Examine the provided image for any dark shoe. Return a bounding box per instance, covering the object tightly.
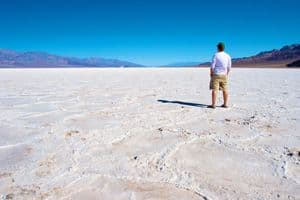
[207,105,216,109]
[221,104,228,108]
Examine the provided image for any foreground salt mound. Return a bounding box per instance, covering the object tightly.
[0,68,299,200]
[62,176,203,200]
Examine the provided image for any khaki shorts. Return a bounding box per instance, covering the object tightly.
[210,75,228,91]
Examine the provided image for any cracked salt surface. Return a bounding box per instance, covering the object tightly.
[0,68,299,200]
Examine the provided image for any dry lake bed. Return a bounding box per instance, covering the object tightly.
[0,68,299,200]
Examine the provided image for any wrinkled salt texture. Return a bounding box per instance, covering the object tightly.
[0,68,299,200]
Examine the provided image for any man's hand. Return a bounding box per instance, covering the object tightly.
[210,68,213,77]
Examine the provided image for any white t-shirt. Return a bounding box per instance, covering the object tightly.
[211,51,231,75]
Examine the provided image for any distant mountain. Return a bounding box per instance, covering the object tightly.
[169,44,300,68]
[233,44,300,67]
[0,49,143,68]
[2,44,300,68]
[287,59,300,67]
[164,62,201,67]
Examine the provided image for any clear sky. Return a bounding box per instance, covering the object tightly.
[0,0,299,66]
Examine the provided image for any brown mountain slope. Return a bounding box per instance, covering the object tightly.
[194,44,300,68]
[233,44,300,67]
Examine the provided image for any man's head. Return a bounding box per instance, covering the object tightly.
[217,42,225,52]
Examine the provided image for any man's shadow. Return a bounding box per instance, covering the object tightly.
[157,99,208,108]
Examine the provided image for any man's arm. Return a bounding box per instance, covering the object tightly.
[210,68,213,77]
[227,56,232,76]
[227,67,230,76]
[211,55,216,77]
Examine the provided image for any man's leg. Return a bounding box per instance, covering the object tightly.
[222,90,228,107]
[208,76,218,108]
[212,90,217,107]
[220,76,228,107]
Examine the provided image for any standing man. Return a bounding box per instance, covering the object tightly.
[208,42,231,109]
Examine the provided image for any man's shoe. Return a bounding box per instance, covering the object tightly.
[207,105,216,109]
[221,104,228,108]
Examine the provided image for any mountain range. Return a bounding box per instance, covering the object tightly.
[0,49,143,68]
[1,44,300,68]
[166,44,300,67]
[233,44,300,67]
[165,62,202,67]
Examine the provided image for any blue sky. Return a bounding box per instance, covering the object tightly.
[0,0,299,66]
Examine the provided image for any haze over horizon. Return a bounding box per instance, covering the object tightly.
[1,0,299,66]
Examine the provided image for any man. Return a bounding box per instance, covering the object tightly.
[208,42,231,109]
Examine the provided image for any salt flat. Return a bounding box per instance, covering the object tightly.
[0,68,299,200]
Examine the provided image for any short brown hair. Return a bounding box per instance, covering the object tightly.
[217,42,225,51]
